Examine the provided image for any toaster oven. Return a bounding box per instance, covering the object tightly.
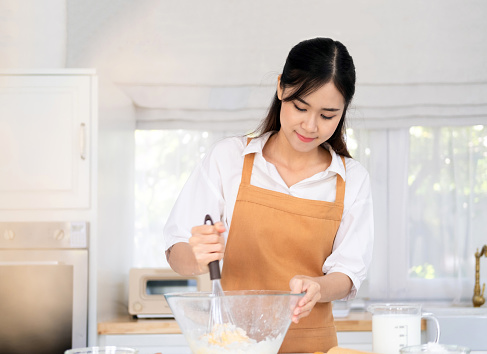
[128,267,211,318]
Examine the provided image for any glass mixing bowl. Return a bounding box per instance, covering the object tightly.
[164,290,304,354]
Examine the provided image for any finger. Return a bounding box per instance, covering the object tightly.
[299,295,314,307]
[297,290,313,307]
[298,308,312,320]
[291,307,312,324]
[289,277,305,294]
[192,244,225,264]
[294,299,316,314]
[194,251,224,265]
[194,241,225,254]
[292,301,316,323]
[298,283,320,306]
[293,310,311,321]
[191,224,220,236]
[293,290,320,316]
[191,235,222,246]
[214,221,226,233]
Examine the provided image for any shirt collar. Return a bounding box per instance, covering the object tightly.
[325,143,347,181]
[243,132,347,181]
[242,131,273,156]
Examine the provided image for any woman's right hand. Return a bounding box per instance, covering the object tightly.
[189,221,226,273]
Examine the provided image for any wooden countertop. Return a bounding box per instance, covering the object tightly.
[98,311,374,335]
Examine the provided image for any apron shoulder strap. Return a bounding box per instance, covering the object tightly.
[241,137,255,185]
[335,155,346,205]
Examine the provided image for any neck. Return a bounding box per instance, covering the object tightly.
[264,131,329,171]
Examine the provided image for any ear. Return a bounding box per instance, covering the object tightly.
[277,74,283,101]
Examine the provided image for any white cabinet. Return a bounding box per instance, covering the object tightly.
[0,70,97,209]
[98,334,192,354]
[337,331,373,351]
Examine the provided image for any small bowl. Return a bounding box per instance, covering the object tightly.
[64,346,138,354]
[400,343,470,354]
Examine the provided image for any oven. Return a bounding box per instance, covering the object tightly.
[0,222,88,354]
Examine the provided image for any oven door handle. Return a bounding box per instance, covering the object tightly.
[0,261,60,265]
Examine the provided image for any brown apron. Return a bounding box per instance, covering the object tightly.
[221,139,346,353]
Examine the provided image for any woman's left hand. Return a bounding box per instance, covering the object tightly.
[289,275,321,323]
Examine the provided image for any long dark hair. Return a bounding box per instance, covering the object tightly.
[256,37,356,158]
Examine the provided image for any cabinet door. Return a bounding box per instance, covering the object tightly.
[0,74,95,209]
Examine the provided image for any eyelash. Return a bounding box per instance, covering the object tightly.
[293,103,333,120]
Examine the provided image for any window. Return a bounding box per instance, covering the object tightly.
[134,129,239,267]
[407,126,487,281]
[402,126,487,300]
[364,126,487,301]
[134,126,487,302]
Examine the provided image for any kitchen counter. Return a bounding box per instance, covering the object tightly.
[98,311,429,335]
[98,312,376,335]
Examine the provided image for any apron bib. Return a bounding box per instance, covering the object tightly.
[221,139,346,353]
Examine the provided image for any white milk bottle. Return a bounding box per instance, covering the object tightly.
[368,304,440,354]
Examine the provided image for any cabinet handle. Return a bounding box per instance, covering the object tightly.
[80,123,86,160]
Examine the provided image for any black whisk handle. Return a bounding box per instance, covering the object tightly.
[204,214,222,281]
[209,261,221,280]
[204,214,214,225]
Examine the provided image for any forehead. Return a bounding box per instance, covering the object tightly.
[286,82,345,107]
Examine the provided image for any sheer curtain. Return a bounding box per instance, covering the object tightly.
[404,126,487,302]
[134,129,242,268]
[362,126,487,302]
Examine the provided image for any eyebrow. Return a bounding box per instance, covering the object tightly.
[296,97,341,112]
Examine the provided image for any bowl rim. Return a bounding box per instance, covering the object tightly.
[164,289,305,299]
[367,303,423,312]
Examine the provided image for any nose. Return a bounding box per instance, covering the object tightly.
[301,113,318,133]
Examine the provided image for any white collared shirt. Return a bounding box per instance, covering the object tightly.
[163,132,374,299]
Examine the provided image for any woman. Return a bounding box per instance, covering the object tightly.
[164,37,374,353]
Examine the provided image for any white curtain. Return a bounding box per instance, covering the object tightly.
[364,126,487,302]
[406,126,487,302]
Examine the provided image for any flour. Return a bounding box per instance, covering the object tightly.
[189,323,283,354]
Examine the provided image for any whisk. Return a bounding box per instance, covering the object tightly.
[204,215,234,333]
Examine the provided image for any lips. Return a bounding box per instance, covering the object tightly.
[296,132,315,143]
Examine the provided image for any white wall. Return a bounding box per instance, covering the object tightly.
[95,81,135,322]
[65,0,487,85]
[0,0,136,342]
[0,0,66,68]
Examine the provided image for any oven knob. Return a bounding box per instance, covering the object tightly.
[4,229,15,240]
[133,302,143,312]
